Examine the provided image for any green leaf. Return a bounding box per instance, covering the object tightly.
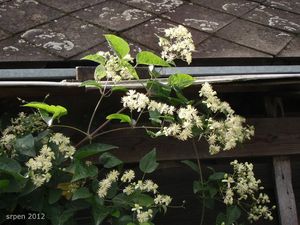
[81,54,106,64]
[193,181,207,194]
[23,102,67,121]
[48,189,62,204]
[136,51,170,67]
[208,172,226,181]
[0,157,25,182]
[122,60,139,80]
[132,193,154,207]
[74,143,118,160]
[81,80,102,89]
[15,134,35,157]
[72,187,92,200]
[226,205,241,225]
[0,180,9,189]
[105,34,130,59]
[106,113,132,124]
[139,148,159,174]
[208,186,218,198]
[117,215,133,225]
[112,86,128,93]
[92,205,110,225]
[168,74,195,89]
[94,64,107,80]
[146,80,171,98]
[181,160,199,174]
[111,209,120,218]
[112,194,131,208]
[71,160,98,182]
[99,152,123,168]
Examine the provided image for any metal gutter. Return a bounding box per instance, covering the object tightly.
[1,66,300,81]
[0,73,300,88]
[0,69,75,80]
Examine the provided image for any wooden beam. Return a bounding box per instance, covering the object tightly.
[273,157,299,225]
[96,118,300,162]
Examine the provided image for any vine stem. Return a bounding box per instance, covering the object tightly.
[75,108,126,147]
[50,124,89,136]
[87,84,107,134]
[192,138,205,225]
[93,126,160,139]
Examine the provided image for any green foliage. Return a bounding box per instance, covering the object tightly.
[81,80,102,89]
[105,34,130,59]
[74,143,118,160]
[72,187,92,200]
[106,113,132,124]
[23,102,67,125]
[168,73,195,89]
[15,134,35,157]
[181,160,199,174]
[81,54,106,65]
[226,206,241,225]
[48,189,62,204]
[94,64,107,80]
[136,51,170,67]
[139,148,159,174]
[99,152,123,168]
[71,160,98,182]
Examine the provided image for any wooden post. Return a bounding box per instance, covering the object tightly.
[273,156,298,225]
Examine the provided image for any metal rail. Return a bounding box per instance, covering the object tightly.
[0,73,300,88]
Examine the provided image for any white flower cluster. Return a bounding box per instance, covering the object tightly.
[159,25,195,64]
[200,83,254,155]
[3,112,46,137]
[199,83,234,115]
[206,116,254,155]
[122,83,253,151]
[148,100,175,115]
[26,145,55,187]
[132,204,153,223]
[120,169,135,182]
[98,169,172,224]
[95,51,135,83]
[0,112,46,158]
[221,160,275,223]
[162,105,203,141]
[49,133,75,159]
[122,90,150,112]
[0,134,17,157]
[122,90,203,141]
[97,170,120,198]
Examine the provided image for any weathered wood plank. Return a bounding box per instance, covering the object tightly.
[96,118,300,162]
[273,157,299,225]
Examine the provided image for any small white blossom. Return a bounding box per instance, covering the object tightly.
[136,209,153,223]
[154,194,172,206]
[159,25,195,64]
[122,90,149,112]
[131,203,143,213]
[97,170,119,198]
[123,185,134,195]
[26,145,55,187]
[121,170,135,183]
[49,133,75,159]
[95,51,135,83]
[148,100,175,115]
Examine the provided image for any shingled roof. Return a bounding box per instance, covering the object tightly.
[0,0,299,64]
